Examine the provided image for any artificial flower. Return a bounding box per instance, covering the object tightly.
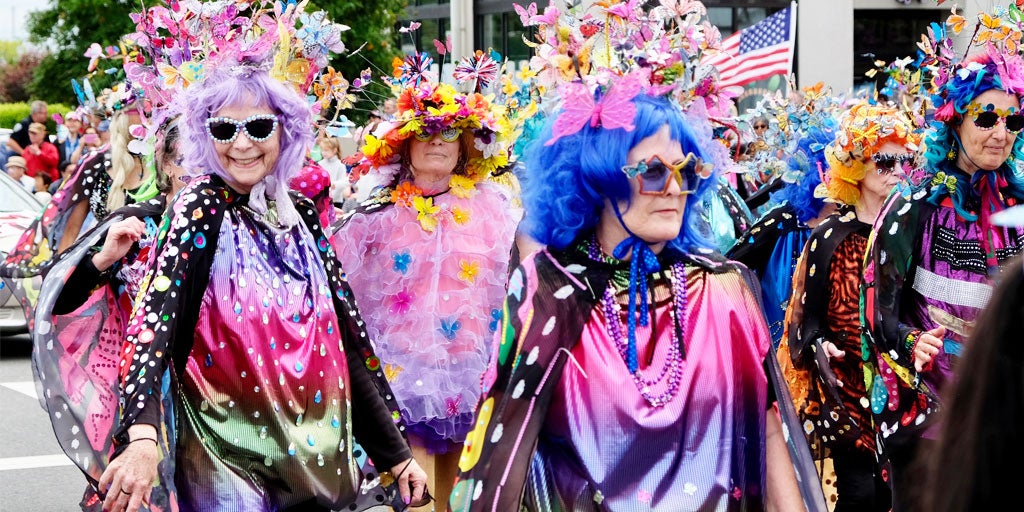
[413,195,440,232]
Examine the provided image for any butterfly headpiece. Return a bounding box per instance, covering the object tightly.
[85,1,350,125]
[913,5,1024,169]
[820,101,920,204]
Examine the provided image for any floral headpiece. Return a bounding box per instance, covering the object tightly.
[518,0,739,123]
[356,81,511,183]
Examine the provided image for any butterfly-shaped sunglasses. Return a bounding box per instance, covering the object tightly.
[871,152,914,175]
[965,102,1024,133]
[205,114,279,144]
[621,153,713,195]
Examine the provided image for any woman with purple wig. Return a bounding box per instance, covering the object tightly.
[94,65,427,512]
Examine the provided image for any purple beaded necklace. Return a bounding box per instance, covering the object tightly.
[588,238,688,407]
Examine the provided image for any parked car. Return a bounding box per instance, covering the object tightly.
[0,170,43,334]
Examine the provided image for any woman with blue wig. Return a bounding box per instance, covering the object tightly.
[93,61,427,512]
[450,85,801,510]
[862,44,1024,511]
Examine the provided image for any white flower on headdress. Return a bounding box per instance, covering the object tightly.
[474,134,504,160]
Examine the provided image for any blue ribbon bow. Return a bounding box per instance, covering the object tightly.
[612,235,662,374]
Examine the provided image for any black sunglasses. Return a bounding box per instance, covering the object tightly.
[871,152,914,175]
[972,110,1024,133]
[205,114,279,144]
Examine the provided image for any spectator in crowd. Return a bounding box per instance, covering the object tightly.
[33,172,54,204]
[51,161,77,195]
[57,110,85,167]
[381,98,398,120]
[3,100,48,166]
[97,119,111,146]
[353,110,384,149]
[317,135,350,205]
[4,155,35,193]
[22,123,60,183]
[71,127,103,165]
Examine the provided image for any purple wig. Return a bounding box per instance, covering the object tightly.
[179,65,314,224]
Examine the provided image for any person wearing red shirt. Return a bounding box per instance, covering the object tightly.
[23,122,60,183]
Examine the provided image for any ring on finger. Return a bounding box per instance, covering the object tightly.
[121,487,132,495]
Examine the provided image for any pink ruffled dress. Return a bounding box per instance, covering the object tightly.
[334,180,522,452]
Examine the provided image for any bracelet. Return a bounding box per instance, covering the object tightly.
[129,437,158,447]
[904,330,922,354]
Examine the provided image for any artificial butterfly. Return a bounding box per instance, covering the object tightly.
[546,69,646,145]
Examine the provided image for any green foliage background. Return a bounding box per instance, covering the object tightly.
[25,0,406,126]
[0,102,74,130]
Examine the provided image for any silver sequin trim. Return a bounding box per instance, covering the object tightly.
[912,266,991,309]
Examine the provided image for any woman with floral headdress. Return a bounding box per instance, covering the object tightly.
[781,101,919,512]
[862,46,1024,511]
[448,70,804,509]
[332,80,521,510]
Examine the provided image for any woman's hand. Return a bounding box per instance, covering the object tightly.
[820,340,845,361]
[390,457,429,507]
[98,426,160,512]
[913,326,946,372]
[93,217,146,271]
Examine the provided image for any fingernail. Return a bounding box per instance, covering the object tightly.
[404,496,411,505]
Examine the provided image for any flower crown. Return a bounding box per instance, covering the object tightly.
[357,81,511,181]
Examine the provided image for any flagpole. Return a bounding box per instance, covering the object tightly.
[787,1,798,97]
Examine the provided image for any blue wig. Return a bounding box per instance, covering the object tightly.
[770,122,835,223]
[520,93,716,253]
[921,52,1024,217]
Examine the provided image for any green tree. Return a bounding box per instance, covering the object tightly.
[24,0,405,123]
[0,40,21,65]
[25,1,137,105]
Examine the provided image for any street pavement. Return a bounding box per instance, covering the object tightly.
[0,332,85,511]
[0,332,398,512]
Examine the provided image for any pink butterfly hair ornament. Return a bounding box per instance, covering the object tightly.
[546,69,648,146]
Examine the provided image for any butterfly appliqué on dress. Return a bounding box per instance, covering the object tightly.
[438,316,462,341]
[546,69,646,145]
[445,395,462,417]
[392,250,412,274]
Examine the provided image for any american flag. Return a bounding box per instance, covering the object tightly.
[704,3,797,89]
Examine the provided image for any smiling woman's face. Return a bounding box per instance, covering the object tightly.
[210,100,281,193]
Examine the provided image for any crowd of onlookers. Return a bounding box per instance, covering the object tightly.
[2,100,110,204]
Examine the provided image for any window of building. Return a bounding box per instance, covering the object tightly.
[853,9,943,90]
